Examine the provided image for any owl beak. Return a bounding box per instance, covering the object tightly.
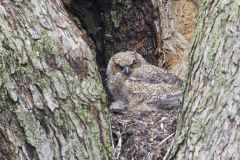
[123,66,132,76]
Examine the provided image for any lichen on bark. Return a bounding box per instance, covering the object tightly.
[0,0,112,159]
[168,0,240,159]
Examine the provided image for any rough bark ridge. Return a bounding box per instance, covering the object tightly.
[169,0,240,159]
[0,0,111,159]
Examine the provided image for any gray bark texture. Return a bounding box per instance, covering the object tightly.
[168,0,240,159]
[0,0,112,160]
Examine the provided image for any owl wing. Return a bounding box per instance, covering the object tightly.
[143,82,182,110]
[145,92,182,110]
[125,79,182,110]
[131,64,183,87]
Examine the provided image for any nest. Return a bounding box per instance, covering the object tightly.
[111,108,179,160]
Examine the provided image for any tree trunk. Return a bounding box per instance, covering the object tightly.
[0,1,111,160]
[169,0,240,159]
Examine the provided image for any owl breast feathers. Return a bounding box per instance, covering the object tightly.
[106,51,183,111]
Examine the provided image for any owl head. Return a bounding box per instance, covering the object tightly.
[106,51,146,78]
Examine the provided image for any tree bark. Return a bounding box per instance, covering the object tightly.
[152,0,198,79]
[0,0,111,160]
[169,0,240,159]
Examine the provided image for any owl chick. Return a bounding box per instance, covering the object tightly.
[124,77,182,111]
[106,50,183,111]
[106,51,147,101]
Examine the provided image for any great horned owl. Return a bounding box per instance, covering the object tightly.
[106,51,147,101]
[106,51,182,111]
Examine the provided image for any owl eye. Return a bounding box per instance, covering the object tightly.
[130,60,137,68]
[118,65,124,70]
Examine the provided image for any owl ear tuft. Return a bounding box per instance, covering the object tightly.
[134,54,142,68]
[133,50,139,58]
[135,58,141,67]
